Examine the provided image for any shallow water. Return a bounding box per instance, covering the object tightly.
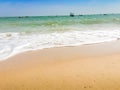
[0,14,120,60]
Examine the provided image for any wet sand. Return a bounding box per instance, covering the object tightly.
[0,40,120,90]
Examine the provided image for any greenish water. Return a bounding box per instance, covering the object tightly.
[0,14,120,60]
[1,14,120,33]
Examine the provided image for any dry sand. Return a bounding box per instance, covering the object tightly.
[0,40,120,90]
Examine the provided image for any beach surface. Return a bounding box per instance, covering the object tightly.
[0,40,120,90]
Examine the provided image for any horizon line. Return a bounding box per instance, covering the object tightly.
[0,13,120,18]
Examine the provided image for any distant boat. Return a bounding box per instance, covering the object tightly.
[18,16,29,18]
[70,13,74,17]
[103,14,107,15]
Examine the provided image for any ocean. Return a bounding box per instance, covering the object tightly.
[0,14,120,60]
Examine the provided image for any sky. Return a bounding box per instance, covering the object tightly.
[0,0,120,16]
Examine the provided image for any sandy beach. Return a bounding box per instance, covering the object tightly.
[0,40,120,90]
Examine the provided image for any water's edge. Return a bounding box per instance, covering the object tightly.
[1,39,120,61]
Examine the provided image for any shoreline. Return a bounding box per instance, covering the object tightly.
[0,39,119,62]
[1,28,120,62]
[0,40,120,90]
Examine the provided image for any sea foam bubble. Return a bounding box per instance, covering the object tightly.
[0,30,120,61]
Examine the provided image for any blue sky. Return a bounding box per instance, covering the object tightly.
[0,0,120,16]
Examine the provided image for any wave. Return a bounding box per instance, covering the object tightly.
[0,29,120,61]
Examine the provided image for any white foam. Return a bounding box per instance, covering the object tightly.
[0,30,120,61]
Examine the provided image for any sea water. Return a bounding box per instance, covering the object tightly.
[0,14,120,60]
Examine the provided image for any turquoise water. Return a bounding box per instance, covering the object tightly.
[0,14,120,60]
[1,14,120,33]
